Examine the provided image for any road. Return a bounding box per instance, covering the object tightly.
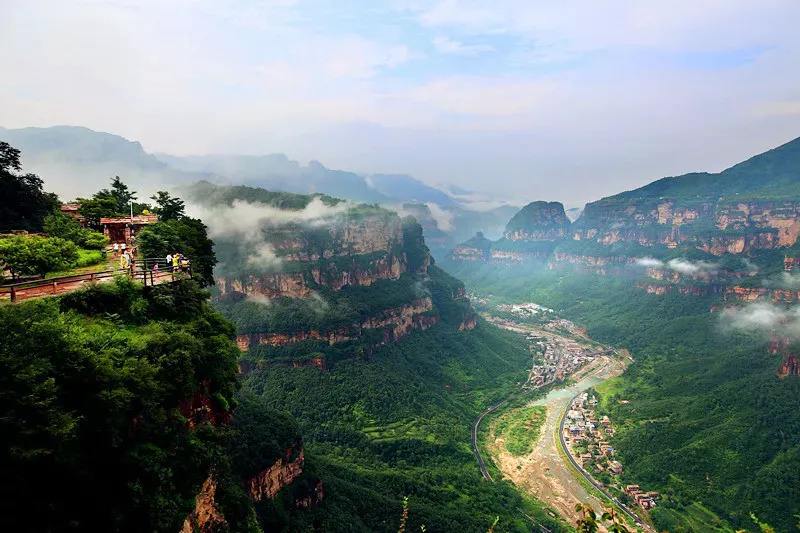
[478,310,649,529]
[558,392,652,531]
[471,335,539,481]
[471,399,506,481]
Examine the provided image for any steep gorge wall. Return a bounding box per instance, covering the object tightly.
[573,199,800,254]
[181,439,323,533]
[236,297,438,351]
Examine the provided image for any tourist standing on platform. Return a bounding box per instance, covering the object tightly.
[166,253,172,271]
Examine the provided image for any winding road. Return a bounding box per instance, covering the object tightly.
[471,400,505,481]
[474,309,651,529]
[558,393,651,531]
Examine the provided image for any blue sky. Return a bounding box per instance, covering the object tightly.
[2,0,800,206]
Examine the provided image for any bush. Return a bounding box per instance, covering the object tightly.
[0,234,78,279]
[43,212,108,250]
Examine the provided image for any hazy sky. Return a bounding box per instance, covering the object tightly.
[2,0,800,206]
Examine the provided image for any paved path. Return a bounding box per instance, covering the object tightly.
[558,390,653,531]
[1,268,186,302]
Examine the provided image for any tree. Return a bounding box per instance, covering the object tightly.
[78,177,145,228]
[0,142,59,232]
[575,504,598,533]
[76,192,119,229]
[137,218,216,286]
[150,191,185,221]
[0,235,78,279]
[43,212,85,243]
[601,507,630,533]
[110,176,136,214]
[43,212,108,250]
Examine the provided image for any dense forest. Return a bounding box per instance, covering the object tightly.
[241,320,569,532]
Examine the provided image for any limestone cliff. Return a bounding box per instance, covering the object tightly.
[181,477,227,533]
[504,201,571,241]
[203,184,477,369]
[248,440,306,502]
[236,297,438,352]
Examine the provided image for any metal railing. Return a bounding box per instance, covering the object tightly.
[0,257,192,302]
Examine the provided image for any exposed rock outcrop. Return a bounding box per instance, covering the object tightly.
[181,476,227,533]
[248,441,305,502]
[504,201,571,241]
[236,298,437,352]
[724,286,800,303]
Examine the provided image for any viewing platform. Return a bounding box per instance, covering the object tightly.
[0,259,191,303]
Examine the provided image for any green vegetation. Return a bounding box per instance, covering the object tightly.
[76,176,152,227]
[185,180,342,210]
[0,141,59,232]
[150,190,186,221]
[489,405,546,456]
[0,234,78,279]
[241,322,570,532]
[137,217,217,286]
[609,136,800,202]
[0,279,242,531]
[43,211,108,250]
[448,262,800,531]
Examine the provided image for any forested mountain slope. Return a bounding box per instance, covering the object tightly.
[0,279,318,532]
[188,182,569,531]
[443,134,800,532]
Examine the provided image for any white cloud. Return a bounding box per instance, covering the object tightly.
[635,257,664,268]
[763,272,800,289]
[720,302,800,339]
[187,197,350,271]
[425,202,455,231]
[433,36,494,56]
[666,258,718,276]
[634,257,719,276]
[2,1,800,206]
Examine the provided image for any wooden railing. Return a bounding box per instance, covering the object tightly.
[0,258,192,302]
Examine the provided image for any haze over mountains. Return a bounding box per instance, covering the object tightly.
[0,125,518,252]
[0,125,489,206]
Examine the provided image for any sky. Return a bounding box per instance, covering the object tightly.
[2,0,800,206]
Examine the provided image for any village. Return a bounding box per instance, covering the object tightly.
[479,300,614,389]
[564,391,660,511]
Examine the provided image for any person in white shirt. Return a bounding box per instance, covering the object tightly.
[166,254,173,271]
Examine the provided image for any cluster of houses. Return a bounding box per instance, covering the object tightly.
[624,485,660,510]
[527,327,605,387]
[495,302,555,318]
[563,392,659,510]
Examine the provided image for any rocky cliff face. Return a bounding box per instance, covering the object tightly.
[504,201,571,241]
[218,211,415,299]
[181,476,227,533]
[181,439,323,533]
[236,297,438,353]
[248,440,306,502]
[573,198,800,255]
[205,185,477,369]
[724,286,800,303]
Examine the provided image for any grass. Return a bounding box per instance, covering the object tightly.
[490,405,546,456]
[361,417,436,443]
[45,248,111,278]
[652,502,735,532]
[75,248,106,268]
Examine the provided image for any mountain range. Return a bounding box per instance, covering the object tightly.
[0,125,517,254]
